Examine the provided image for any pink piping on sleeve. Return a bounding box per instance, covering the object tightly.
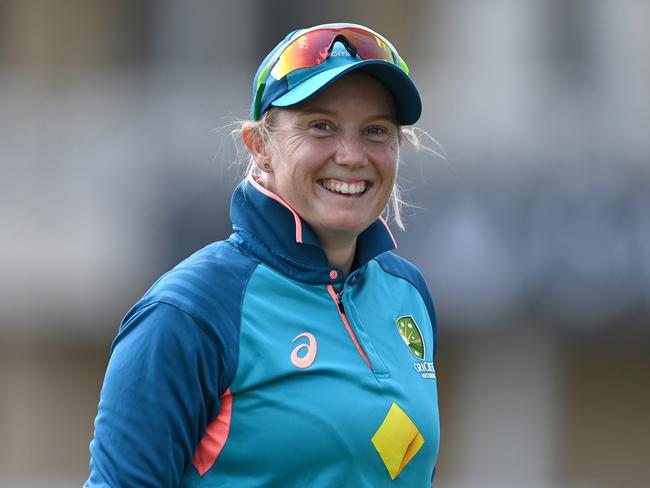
[378,215,398,249]
[247,174,303,243]
[326,285,372,369]
[192,388,233,476]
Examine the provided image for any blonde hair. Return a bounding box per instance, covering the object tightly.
[232,109,441,231]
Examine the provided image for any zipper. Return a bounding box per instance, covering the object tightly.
[326,284,372,369]
[335,288,345,313]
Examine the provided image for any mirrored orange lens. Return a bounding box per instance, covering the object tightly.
[272,30,335,79]
[341,28,394,62]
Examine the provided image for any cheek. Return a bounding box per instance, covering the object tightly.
[272,161,314,209]
[373,147,399,180]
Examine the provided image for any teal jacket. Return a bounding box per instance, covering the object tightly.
[86,177,440,487]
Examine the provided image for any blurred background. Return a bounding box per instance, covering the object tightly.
[0,0,648,487]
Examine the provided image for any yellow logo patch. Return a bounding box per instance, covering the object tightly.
[371,402,424,480]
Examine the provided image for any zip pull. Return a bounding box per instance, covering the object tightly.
[326,284,372,369]
[335,287,345,313]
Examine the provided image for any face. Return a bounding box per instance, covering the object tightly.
[262,72,399,245]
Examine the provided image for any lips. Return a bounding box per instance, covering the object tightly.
[320,179,368,196]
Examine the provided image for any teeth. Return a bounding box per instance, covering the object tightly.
[322,180,367,195]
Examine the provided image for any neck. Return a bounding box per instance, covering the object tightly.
[315,231,357,277]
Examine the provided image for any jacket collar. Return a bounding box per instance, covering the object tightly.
[229,176,397,284]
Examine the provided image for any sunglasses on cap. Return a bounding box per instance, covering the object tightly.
[252,23,410,120]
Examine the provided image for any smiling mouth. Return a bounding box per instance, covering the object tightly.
[319,179,369,196]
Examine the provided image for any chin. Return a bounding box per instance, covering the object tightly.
[320,217,373,236]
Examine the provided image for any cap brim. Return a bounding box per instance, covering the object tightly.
[271,60,422,125]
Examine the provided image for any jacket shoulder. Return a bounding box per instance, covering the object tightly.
[374,252,430,298]
[123,238,259,342]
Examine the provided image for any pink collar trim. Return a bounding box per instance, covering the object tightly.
[378,215,398,250]
[247,174,303,243]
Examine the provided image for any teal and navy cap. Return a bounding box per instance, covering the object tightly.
[250,26,422,125]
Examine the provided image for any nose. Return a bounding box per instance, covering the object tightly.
[333,133,368,168]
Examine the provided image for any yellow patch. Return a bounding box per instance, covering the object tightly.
[371,402,425,480]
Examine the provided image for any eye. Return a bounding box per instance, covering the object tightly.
[311,121,333,132]
[365,126,386,137]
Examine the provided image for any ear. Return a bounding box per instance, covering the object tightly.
[242,123,272,173]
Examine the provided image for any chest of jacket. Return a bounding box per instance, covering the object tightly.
[185,260,439,487]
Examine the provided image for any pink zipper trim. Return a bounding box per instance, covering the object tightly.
[247,174,303,243]
[192,388,233,476]
[326,285,372,369]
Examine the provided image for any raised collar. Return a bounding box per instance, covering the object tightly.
[229,176,397,284]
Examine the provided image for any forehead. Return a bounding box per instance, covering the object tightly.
[288,72,398,120]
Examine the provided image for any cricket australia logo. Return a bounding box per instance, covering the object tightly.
[396,315,436,380]
[397,315,425,360]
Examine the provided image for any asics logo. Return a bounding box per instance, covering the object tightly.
[290,332,317,369]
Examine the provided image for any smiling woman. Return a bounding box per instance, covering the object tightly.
[243,72,400,275]
[85,23,440,488]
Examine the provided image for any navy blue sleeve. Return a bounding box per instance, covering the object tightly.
[85,302,220,488]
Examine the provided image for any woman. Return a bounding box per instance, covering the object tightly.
[86,23,439,487]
